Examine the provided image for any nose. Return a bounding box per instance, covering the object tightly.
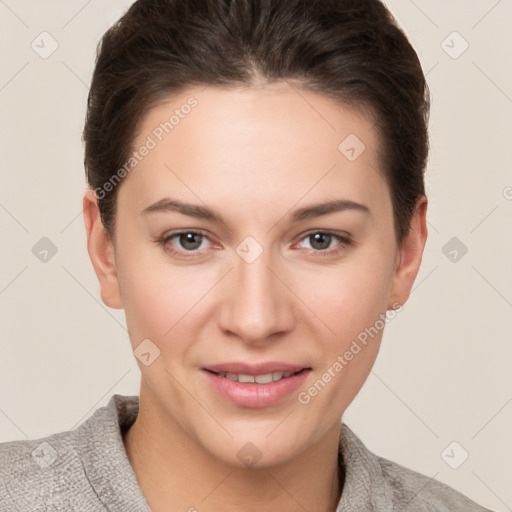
[216,247,296,345]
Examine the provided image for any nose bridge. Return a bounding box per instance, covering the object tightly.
[218,242,295,343]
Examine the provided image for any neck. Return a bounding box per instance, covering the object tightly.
[123,386,343,512]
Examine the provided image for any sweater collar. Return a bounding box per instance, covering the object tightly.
[336,421,394,511]
[79,394,151,511]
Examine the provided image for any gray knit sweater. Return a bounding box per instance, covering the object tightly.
[0,394,491,511]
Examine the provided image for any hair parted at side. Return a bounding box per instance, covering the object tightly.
[83,0,430,244]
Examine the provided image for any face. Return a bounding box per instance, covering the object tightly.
[85,81,426,469]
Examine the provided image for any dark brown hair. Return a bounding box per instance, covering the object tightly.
[83,0,429,244]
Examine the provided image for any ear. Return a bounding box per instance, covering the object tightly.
[83,189,123,309]
[388,196,428,308]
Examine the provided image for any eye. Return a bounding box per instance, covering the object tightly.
[296,231,351,255]
[173,232,209,251]
[159,230,213,258]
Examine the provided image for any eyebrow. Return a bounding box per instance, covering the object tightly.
[142,198,225,223]
[142,198,370,224]
[291,199,370,221]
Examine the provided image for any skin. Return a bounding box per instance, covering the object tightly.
[83,81,427,512]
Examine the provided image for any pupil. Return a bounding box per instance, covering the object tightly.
[311,233,331,250]
[180,233,202,250]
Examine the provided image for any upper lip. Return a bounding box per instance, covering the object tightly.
[203,362,310,375]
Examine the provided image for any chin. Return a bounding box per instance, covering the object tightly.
[193,420,316,470]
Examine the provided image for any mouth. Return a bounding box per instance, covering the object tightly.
[202,363,312,408]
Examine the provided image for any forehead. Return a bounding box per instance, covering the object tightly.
[123,82,388,218]
[135,81,379,157]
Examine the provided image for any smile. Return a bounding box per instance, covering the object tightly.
[203,365,311,408]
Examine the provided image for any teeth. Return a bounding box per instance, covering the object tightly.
[218,370,300,383]
[255,373,273,384]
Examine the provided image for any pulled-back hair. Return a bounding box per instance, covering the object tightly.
[83,0,429,244]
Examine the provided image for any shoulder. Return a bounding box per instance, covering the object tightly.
[0,425,104,511]
[338,423,493,511]
[376,454,491,511]
[0,395,138,511]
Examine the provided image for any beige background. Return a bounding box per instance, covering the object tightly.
[1,1,511,510]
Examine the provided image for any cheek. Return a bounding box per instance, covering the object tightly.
[295,252,395,343]
[116,247,216,349]
[294,260,393,419]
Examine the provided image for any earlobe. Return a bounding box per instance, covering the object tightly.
[83,189,124,310]
[388,196,428,308]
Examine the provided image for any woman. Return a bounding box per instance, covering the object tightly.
[0,0,493,510]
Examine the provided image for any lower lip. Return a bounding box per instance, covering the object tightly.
[203,369,310,408]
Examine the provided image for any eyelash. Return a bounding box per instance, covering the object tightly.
[157,229,351,260]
